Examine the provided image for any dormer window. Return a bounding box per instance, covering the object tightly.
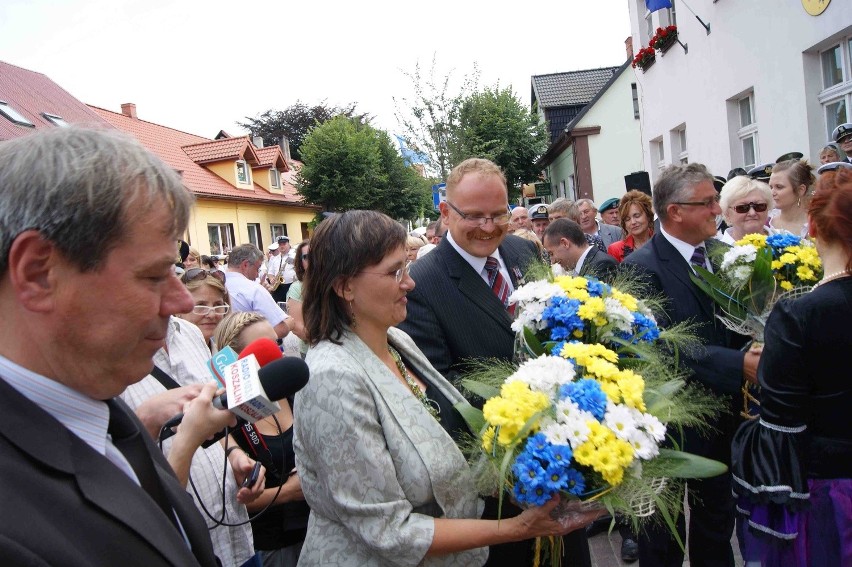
[235,160,251,186]
[41,113,69,127]
[270,168,280,189]
[0,101,34,127]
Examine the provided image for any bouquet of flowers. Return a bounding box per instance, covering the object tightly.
[456,273,726,566]
[690,232,822,417]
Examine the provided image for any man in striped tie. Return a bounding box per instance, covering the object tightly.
[399,157,593,567]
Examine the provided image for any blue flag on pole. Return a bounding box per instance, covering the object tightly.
[645,0,672,12]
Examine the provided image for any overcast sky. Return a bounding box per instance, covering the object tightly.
[1,0,632,139]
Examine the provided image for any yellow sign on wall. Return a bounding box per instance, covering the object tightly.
[802,0,830,16]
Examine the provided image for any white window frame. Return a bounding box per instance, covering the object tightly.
[736,92,758,169]
[631,83,640,119]
[270,224,287,242]
[269,168,280,189]
[208,223,235,256]
[247,223,262,249]
[818,37,852,140]
[651,136,666,173]
[0,101,34,127]
[41,112,69,127]
[663,1,677,27]
[235,160,252,186]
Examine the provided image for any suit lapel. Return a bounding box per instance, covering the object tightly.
[0,379,202,567]
[653,234,714,319]
[438,242,513,328]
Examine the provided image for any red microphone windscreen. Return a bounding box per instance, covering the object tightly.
[238,337,283,367]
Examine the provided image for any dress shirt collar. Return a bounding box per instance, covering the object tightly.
[574,245,593,274]
[0,354,109,456]
[659,224,702,266]
[446,230,507,276]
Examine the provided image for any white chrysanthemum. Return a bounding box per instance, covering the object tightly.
[507,355,576,394]
[509,280,564,304]
[511,301,548,332]
[603,297,634,334]
[721,244,757,271]
[542,421,575,447]
[554,399,593,447]
[603,402,639,441]
[730,265,752,286]
[637,412,667,442]
[627,430,660,460]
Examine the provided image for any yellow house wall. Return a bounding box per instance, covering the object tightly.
[252,166,284,194]
[185,197,315,255]
[207,161,254,189]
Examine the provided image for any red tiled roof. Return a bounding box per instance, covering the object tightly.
[182,137,260,165]
[90,106,312,207]
[255,146,289,170]
[0,60,113,140]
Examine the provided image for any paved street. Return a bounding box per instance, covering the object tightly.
[588,529,743,567]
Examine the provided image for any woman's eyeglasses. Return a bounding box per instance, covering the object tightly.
[360,260,412,283]
[182,268,226,284]
[191,304,230,316]
[731,202,768,214]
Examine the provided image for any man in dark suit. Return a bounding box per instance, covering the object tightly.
[623,163,760,567]
[542,218,617,281]
[0,128,237,566]
[399,158,593,567]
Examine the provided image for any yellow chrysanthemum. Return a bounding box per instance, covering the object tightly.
[585,358,621,381]
[780,280,794,291]
[587,421,611,448]
[615,370,646,411]
[599,381,622,404]
[610,289,639,312]
[482,382,550,447]
[796,265,816,281]
[737,234,767,249]
[482,426,496,452]
[578,297,606,322]
[778,252,796,266]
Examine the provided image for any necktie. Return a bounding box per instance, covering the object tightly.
[106,398,179,529]
[484,257,510,310]
[585,233,606,253]
[690,245,706,269]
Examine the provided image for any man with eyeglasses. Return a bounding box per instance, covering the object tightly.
[622,163,760,567]
[399,158,592,567]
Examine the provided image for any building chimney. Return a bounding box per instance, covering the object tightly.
[252,136,264,148]
[625,36,634,60]
[279,136,292,162]
[121,103,137,119]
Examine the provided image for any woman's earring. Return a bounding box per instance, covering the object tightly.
[797,196,802,208]
[349,299,356,327]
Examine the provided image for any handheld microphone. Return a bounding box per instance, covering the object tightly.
[238,337,282,367]
[160,357,309,445]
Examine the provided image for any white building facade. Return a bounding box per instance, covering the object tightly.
[627,0,852,182]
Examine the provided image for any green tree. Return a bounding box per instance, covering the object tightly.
[393,57,479,180]
[238,101,366,161]
[454,86,549,200]
[296,116,431,219]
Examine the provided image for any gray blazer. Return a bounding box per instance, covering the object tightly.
[595,222,622,249]
[293,327,487,567]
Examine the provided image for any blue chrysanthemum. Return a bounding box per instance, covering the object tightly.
[550,340,567,357]
[542,297,584,336]
[564,468,587,496]
[512,452,546,488]
[767,233,800,250]
[586,278,606,298]
[548,443,573,466]
[525,433,551,461]
[543,462,569,492]
[550,325,571,341]
[560,379,608,420]
[632,312,660,342]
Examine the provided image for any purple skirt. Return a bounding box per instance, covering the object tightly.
[737,478,852,566]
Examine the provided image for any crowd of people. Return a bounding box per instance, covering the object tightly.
[1,125,850,567]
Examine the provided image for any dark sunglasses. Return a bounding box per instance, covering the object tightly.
[181,268,226,284]
[731,202,768,214]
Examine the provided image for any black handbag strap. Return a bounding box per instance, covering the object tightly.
[150,365,181,391]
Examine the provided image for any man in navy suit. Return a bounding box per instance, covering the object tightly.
[623,163,761,567]
[399,158,593,567]
[0,128,236,566]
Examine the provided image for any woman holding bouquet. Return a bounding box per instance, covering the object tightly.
[731,167,852,566]
[293,210,603,566]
